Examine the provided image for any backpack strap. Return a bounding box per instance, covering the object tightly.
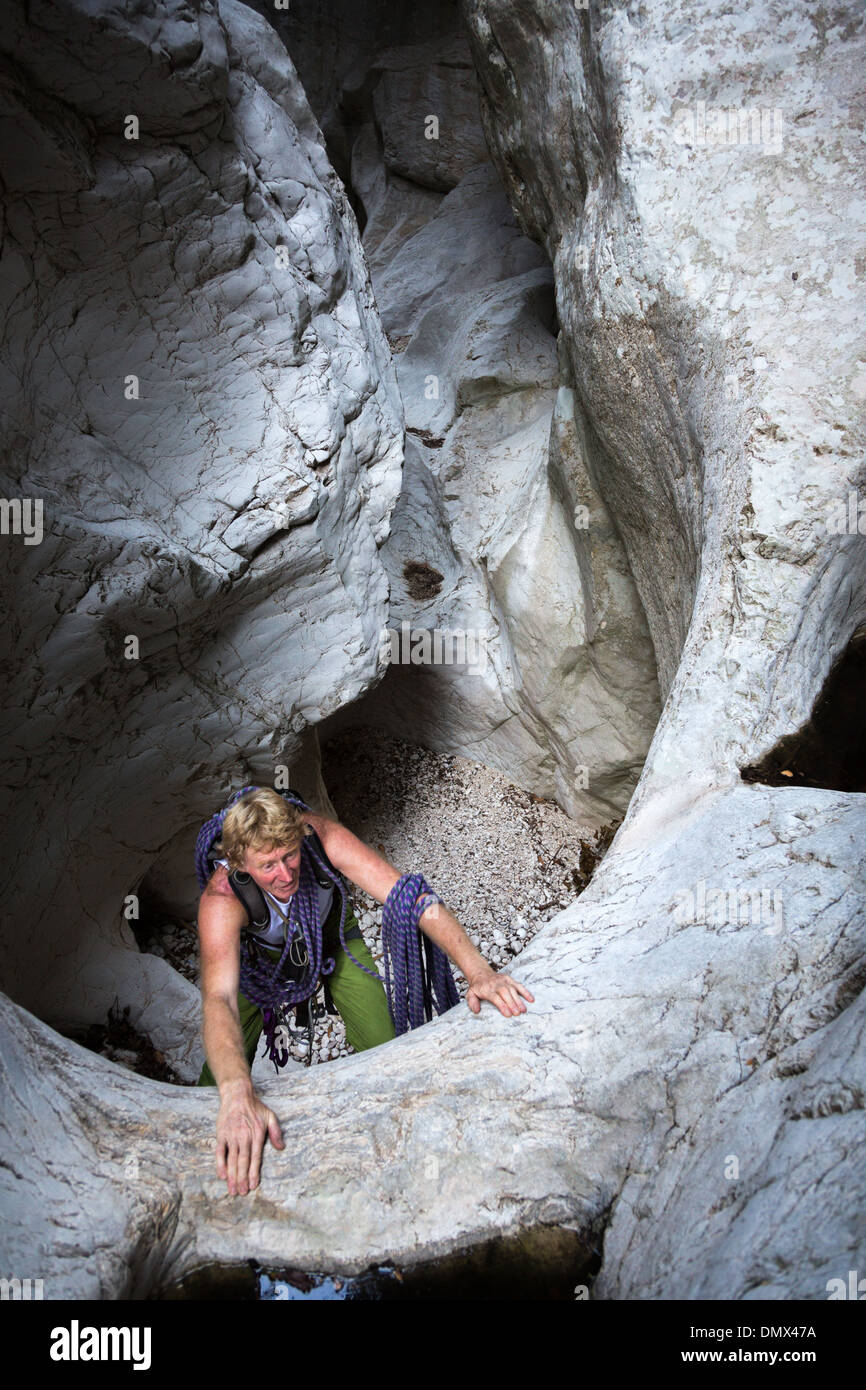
[226,869,270,929]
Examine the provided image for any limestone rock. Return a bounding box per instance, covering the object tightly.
[462,0,866,1296]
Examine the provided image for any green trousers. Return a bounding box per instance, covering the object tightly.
[196,895,395,1085]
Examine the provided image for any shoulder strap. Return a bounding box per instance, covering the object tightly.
[227,868,270,929]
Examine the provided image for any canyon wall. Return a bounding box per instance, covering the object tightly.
[0,0,863,1300]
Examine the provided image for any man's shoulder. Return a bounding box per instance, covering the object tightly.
[201,865,242,909]
[300,808,337,840]
[201,861,232,895]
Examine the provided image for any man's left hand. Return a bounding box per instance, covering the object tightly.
[465,965,534,1017]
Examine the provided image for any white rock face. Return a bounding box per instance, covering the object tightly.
[319,30,661,824]
[463,0,866,798]
[0,0,403,1066]
[0,0,863,1304]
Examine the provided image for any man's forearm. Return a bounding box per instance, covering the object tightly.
[418,901,489,981]
[202,996,254,1095]
[318,819,493,979]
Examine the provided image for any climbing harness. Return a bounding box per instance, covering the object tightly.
[195,785,459,1073]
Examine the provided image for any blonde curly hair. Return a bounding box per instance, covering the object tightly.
[215,788,310,872]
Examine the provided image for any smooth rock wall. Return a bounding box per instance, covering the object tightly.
[461,0,866,1295]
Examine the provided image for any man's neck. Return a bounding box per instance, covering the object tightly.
[264,887,292,908]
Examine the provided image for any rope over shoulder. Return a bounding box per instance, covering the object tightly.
[196,785,345,1070]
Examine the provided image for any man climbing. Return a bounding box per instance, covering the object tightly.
[196,786,535,1197]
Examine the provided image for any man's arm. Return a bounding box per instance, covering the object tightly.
[304,812,535,1017]
[198,869,285,1196]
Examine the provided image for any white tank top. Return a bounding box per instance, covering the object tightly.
[214,858,334,947]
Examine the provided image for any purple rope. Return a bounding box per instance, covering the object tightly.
[381,873,460,1033]
[196,787,341,1068]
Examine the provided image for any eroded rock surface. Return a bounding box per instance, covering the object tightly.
[460,0,866,1296]
[1,782,862,1299]
[0,0,864,1303]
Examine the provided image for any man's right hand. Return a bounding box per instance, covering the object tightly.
[215,1079,285,1196]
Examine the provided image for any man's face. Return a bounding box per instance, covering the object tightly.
[242,841,302,897]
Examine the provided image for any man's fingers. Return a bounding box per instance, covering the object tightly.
[489,980,528,1016]
[248,1130,264,1191]
[215,1139,227,1180]
[466,974,534,1017]
[507,985,526,1013]
[500,975,534,1005]
[226,1137,239,1196]
[267,1110,285,1150]
[235,1134,252,1195]
[215,1097,288,1197]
